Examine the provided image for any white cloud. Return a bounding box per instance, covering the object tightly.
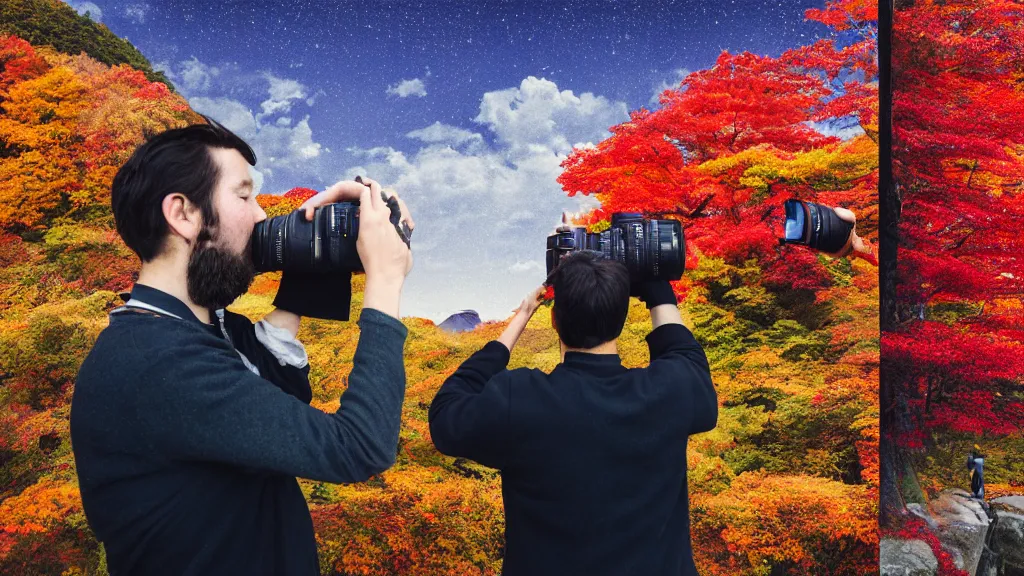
[124,3,149,24]
[152,60,174,81]
[178,57,219,93]
[345,77,622,322]
[649,68,690,106]
[259,73,308,118]
[406,122,484,150]
[386,78,427,98]
[509,260,545,274]
[306,88,326,107]
[64,1,102,21]
[189,98,322,179]
[475,76,628,157]
[152,57,325,191]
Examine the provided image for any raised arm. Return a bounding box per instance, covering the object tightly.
[138,308,407,483]
[426,286,543,469]
[428,342,514,470]
[635,280,717,434]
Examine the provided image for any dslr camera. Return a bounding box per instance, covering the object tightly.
[546,213,685,281]
[781,199,853,254]
[250,187,411,274]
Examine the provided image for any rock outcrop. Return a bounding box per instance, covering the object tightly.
[928,489,992,575]
[989,496,1024,576]
[880,538,938,576]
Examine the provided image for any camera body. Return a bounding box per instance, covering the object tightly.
[545,213,685,281]
[251,191,410,274]
[782,199,853,254]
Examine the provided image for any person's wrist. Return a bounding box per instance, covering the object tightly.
[363,275,403,317]
[364,269,406,289]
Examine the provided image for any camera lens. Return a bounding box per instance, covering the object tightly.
[780,200,852,253]
[250,203,364,273]
[545,215,685,281]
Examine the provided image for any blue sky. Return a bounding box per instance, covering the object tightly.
[64,0,836,322]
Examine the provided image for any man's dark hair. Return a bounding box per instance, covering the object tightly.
[549,251,631,349]
[111,116,257,262]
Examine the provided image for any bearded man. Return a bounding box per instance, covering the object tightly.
[70,118,414,575]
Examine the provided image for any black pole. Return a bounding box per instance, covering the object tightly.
[878,0,904,530]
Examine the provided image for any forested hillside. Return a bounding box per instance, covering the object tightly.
[0,0,879,573]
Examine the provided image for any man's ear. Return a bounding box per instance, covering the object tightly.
[162,193,202,245]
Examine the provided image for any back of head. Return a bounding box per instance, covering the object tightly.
[110,117,256,262]
[550,251,630,349]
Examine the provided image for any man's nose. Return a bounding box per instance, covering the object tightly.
[254,202,267,223]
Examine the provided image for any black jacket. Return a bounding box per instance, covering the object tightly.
[429,323,717,576]
[70,284,408,575]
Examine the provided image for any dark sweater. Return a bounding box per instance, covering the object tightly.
[70,284,408,576]
[428,323,717,576]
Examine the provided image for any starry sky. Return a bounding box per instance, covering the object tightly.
[64,0,835,322]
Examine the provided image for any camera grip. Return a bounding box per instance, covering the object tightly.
[819,207,854,254]
[272,269,353,321]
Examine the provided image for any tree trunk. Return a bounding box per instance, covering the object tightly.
[879,0,925,529]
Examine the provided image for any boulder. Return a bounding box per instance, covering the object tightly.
[991,496,1024,573]
[927,489,991,576]
[880,538,938,576]
[908,502,940,531]
[439,310,482,333]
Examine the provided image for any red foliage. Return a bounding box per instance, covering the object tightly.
[557,29,877,292]
[886,517,970,576]
[805,0,879,32]
[133,81,172,100]
[761,248,833,292]
[888,0,1024,452]
[0,35,47,93]
[893,0,1024,302]
[0,232,29,267]
[284,187,318,202]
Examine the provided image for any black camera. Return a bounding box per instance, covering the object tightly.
[781,199,852,254]
[251,190,410,274]
[545,213,685,281]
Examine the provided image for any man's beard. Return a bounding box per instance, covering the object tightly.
[186,228,256,311]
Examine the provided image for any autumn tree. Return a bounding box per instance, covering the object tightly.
[882,0,1024,528]
[558,1,878,295]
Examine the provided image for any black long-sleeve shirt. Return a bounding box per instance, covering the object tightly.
[429,322,717,576]
[70,284,408,575]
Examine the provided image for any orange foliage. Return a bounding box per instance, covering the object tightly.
[693,473,876,575]
[0,480,80,557]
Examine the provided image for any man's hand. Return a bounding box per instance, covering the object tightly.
[297,179,417,238]
[297,180,366,221]
[358,178,413,319]
[498,285,545,352]
[512,285,545,320]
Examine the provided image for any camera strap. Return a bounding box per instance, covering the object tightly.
[111,299,261,377]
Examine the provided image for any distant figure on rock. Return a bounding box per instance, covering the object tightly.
[967,445,985,500]
[439,309,482,333]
